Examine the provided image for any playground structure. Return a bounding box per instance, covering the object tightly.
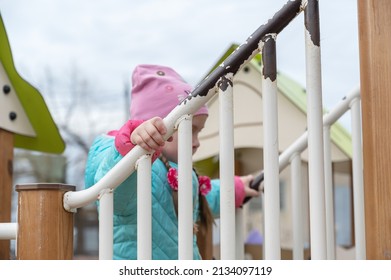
[0,0,390,260]
[0,10,65,259]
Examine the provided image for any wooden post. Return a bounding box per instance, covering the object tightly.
[357,0,391,259]
[16,183,75,260]
[0,128,13,259]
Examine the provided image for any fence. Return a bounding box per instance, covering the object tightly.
[0,0,366,260]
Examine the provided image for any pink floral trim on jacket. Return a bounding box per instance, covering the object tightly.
[167,167,244,207]
[167,167,212,196]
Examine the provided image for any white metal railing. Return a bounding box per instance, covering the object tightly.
[64,84,361,260]
[0,85,362,259]
[1,0,365,261]
[136,155,152,260]
[304,0,327,260]
[262,33,281,260]
[61,1,308,261]
[177,115,194,260]
[279,87,363,259]
[219,74,236,259]
[62,0,364,260]
[64,93,218,260]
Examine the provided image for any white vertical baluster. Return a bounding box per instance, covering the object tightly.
[99,189,113,260]
[304,0,327,259]
[136,155,152,260]
[323,126,336,259]
[235,208,245,260]
[219,74,236,260]
[262,34,281,260]
[351,97,366,259]
[177,115,194,260]
[291,153,304,260]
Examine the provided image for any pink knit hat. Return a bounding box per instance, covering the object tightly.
[129,64,208,120]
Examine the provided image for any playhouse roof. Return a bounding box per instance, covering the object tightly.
[0,15,65,154]
[193,44,352,171]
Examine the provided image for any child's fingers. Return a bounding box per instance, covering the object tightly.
[150,117,167,136]
[242,174,263,198]
[131,117,168,151]
[242,174,254,185]
[136,129,163,152]
[246,188,260,197]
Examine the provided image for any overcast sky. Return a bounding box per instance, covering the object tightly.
[0,0,360,131]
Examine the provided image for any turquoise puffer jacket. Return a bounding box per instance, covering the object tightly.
[84,134,221,260]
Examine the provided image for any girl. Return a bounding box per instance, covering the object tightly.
[85,64,259,260]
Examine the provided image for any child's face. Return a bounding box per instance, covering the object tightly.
[162,114,208,163]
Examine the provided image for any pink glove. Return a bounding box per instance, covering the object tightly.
[234,176,246,208]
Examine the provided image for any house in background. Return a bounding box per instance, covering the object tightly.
[193,44,355,259]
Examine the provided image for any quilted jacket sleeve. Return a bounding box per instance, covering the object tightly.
[84,134,138,216]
